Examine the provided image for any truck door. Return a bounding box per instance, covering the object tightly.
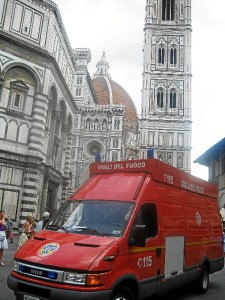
[128,203,161,296]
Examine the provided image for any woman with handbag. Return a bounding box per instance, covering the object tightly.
[6,216,14,243]
[17,215,35,249]
[0,210,8,266]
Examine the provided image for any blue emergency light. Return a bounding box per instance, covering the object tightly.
[95,153,101,162]
[47,271,57,280]
[147,149,154,159]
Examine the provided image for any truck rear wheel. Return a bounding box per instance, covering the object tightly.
[111,286,135,300]
[195,265,209,294]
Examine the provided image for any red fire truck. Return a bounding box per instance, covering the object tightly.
[8,159,224,300]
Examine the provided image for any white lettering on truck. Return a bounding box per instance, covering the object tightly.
[114,164,124,170]
[163,174,174,185]
[98,164,113,171]
[125,162,146,169]
[137,256,153,268]
[181,180,205,194]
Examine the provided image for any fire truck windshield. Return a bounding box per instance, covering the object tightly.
[46,200,135,237]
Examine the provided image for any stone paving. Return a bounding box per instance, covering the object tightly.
[0,235,19,300]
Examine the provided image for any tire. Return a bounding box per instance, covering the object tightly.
[111,286,136,300]
[195,265,209,294]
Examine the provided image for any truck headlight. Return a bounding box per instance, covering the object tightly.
[63,272,104,286]
[63,272,86,285]
[12,260,19,271]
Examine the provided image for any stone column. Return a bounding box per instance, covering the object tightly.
[28,93,48,159]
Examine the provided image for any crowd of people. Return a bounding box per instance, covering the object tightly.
[0,210,50,266]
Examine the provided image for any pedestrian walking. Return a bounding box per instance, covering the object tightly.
[0,210,8,266]
[36,212,50,233]
[6,216,14,243]
[17,215,35,249]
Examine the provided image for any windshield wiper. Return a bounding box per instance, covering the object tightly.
[46,224,60,231]
[66,226,103,236]
[83,227,103,236]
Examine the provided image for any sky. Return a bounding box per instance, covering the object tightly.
[54,0,225,180]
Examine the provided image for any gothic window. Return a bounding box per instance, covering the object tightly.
[154,2,157,16]
[76,76,83,85]
[94,119,99,130]
[76,87,81,96]
[114,118,120,130]
[157,90,164,108]
[86,119,90,130]
[113,138,119,148]
[169,91,176,108]
[87,141,102,157]
[112,151,118,161]
[170,47,177,65]
[158,47,165,64]
[162,0,175,21]
[102,119,107,130]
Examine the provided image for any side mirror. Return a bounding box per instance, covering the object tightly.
[128,225,147,247]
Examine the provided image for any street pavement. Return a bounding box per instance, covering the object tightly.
[0,235,18,300]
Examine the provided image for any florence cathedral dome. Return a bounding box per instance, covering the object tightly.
[92,52,138,134]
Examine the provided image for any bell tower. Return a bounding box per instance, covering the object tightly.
[139,0,192,172]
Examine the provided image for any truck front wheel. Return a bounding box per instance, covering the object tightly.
[111,286,135,300]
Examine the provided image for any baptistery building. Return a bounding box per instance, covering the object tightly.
[0,0,138,227]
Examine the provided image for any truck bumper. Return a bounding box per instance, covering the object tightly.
[7,275,112,300]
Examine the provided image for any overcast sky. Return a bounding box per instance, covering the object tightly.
[54,0,225,180]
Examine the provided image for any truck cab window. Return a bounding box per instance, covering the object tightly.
[134,204,158,238]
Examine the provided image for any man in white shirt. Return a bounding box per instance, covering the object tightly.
[36,212,50,233]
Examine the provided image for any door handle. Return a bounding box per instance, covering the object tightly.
[156,247,161,257]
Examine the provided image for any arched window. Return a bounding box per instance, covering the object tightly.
[157,90,164,108]
[76,87,81,96]
[170,47,177,65]
[158,47,165,64]
[0,118,6,138]
[102,119,107,130]
[94,119,99,130]
[86,119,90,130]
[113,138,119,148]
[112,151,118,161]
[76,76,82,85]
[18,123,29,144]
[114,118,120,130]
[162,0,175,21]
[6,120,18,141]
[170,91,176,108]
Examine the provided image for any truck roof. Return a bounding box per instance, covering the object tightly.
[89,159,217,198]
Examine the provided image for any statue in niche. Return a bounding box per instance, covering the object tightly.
[178,155,183,168]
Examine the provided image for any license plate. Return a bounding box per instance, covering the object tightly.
[24,295,40,300]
